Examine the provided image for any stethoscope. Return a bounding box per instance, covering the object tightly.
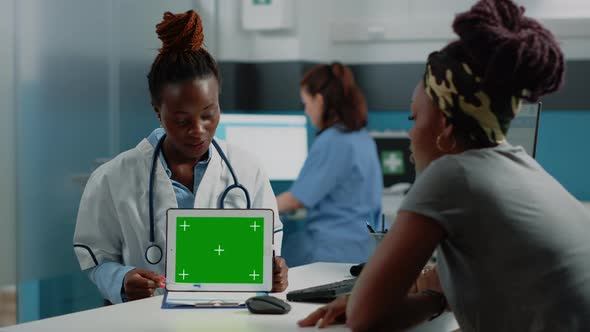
[145,133,251,265]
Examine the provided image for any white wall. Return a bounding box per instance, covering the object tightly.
[521,0,590,18]
[215,0,590,63]
[0,0,16,287]
[215,0,301,61]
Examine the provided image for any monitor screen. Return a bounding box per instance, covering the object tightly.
[373,102,540,188]
[371,131,415,187]
[506,102,541,158]
[216,114,308,181]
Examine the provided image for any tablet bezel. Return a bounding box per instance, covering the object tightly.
[165,208,274,292]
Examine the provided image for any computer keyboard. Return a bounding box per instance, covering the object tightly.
[286,278,357,303]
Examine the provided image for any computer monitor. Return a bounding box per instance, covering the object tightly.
[506,102,541,158]
[372,102,541,188]
[216,113,308,181]
[371,131,415,188]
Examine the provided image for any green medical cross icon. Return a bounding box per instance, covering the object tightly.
[381,150,405,175]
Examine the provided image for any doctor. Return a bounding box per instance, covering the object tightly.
[73,10,288,304]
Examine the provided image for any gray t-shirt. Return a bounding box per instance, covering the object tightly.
[400,143,590,332]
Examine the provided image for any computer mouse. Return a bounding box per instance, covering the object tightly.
[245,295,291,314]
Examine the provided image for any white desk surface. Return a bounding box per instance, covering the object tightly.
[2,263,458,332]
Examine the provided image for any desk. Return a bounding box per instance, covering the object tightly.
[2,263,458,332]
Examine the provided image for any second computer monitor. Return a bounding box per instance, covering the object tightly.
[216,113,308,181]
[371,131,415,188]
[506,102,541,158]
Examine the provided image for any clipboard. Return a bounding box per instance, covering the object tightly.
[161,290,265,309]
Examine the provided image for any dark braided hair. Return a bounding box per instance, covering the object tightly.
[427,0,565,148]
[449,0,564,102]
[301,63,368,132]
[147,10,221,105]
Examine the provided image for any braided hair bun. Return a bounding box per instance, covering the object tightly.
[451,0,564,101]
[156,10,204,54]
[147,10,220,105]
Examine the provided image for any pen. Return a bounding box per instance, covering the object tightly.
[365,221,376,233]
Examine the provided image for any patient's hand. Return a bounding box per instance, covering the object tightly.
[271,256,289,292]
[412,265,443,294]
[409,265,450,311]
[298,295,348,328]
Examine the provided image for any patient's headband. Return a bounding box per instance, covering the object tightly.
[423,50,527,145]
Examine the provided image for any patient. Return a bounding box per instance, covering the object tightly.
[298,0,590,331]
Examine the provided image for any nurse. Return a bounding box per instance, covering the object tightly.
[73,10,287,304]
[277,63,383,265]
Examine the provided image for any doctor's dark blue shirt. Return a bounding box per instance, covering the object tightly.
[147,128,211,208]
[290,126,382,264]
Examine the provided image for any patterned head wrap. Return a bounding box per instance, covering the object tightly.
[423,50,529,145]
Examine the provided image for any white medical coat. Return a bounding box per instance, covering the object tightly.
[73,138,282,275]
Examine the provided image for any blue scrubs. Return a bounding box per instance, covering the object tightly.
[290,126,382,264]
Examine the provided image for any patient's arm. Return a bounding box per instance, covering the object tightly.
[346,211,446,332]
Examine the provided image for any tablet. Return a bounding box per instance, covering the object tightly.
[165,208,274,292]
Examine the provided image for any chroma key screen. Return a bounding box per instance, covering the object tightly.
[174,217,264,284]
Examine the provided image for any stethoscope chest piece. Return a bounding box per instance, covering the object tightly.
[145,244,163,265]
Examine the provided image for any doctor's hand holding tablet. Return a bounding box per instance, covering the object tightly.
[73,9,287,304]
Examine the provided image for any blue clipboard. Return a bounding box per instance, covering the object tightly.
[161,290,264,309]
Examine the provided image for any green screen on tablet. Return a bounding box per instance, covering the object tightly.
[174,217,264,284]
